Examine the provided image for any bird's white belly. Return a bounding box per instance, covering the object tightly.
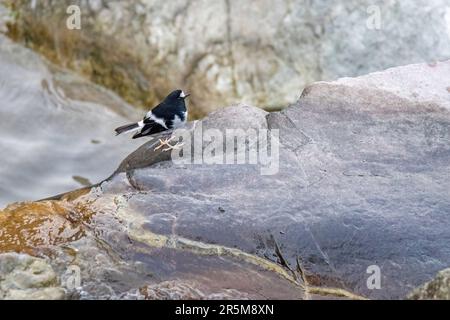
[172,111,187,128]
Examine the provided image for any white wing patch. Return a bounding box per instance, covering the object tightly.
[145,111,168,129]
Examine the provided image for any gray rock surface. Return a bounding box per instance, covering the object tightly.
[4,0,450,116]
[0,34,142,207]
[1,60,449,299]
[408,268,450,300]
[0,252,65,299]
[99,60,450,299]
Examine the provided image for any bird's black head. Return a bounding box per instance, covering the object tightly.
[165,89,190,102]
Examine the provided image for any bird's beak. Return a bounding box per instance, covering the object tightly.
[180,91,190,99]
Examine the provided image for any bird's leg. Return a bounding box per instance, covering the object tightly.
[154,136,184,152]
[154,136,173,151]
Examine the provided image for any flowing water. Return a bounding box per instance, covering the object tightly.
[0,35,143,207]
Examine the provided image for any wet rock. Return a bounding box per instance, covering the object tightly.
[1,61,449,299]
[0,201,91,254]
[0,34,142,207]
[408,268,450,300]
[137,280,250,300]
[0,252,65,299]
[5,0,450,116]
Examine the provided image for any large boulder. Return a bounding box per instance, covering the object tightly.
[97,61,450,299]
[4,0,450,116]
[0,34,142,207]
[1,60,449,299]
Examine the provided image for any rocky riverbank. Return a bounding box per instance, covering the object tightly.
[1,60,449,299]
[4,0,450,117]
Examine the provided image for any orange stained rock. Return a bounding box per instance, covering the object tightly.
[0,200,93,255]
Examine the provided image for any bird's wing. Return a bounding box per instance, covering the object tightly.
[144,100,165,119]
[132,117,169,139]
[144,111,169,129]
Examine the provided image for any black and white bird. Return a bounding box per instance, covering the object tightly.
[115,89,189,139]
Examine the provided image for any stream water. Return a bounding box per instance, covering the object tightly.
[0,35,142,207]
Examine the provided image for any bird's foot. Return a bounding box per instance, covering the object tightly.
[154,136,184,152]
